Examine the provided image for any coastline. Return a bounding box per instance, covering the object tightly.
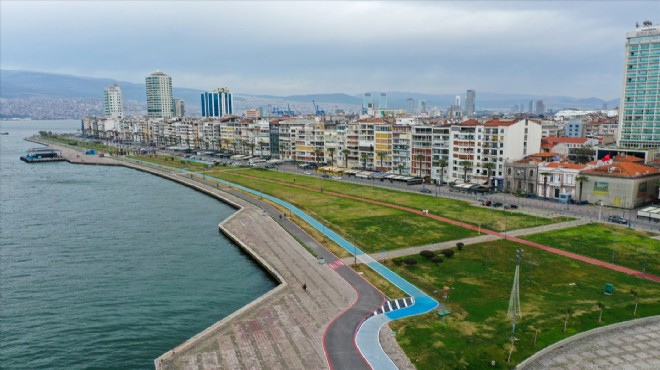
[28,138,359,369]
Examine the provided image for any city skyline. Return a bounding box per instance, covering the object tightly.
[1,1,658,98]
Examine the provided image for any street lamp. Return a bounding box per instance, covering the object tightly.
[598,200,603,222]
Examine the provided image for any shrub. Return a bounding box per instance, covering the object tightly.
[392,258,403,266]
[441,249,455,258]
[456,242,464,251]
[404,258,418,266]
[430,256,444,264]
[420,250,435,259]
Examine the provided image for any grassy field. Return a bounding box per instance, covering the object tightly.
[382,240,660,369]
[207,167,568,232]
[521,223,659,276]
[207,170,477,253]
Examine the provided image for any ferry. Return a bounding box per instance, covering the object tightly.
[20,148,65,163]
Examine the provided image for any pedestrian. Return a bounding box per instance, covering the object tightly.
[279,214,283,220]
[302,283,307,291]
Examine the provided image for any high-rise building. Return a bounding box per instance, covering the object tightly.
[454,95,461,107]
[379,92,388,109]
[145,70,174,118]
[528,100,534,113]
[363,93,372,109]
[535,100,545,115]
[466,89,476,117]
[201,87,233,117]
[174,99,185,118]
[103,83,123,118]
[617,20,660,148]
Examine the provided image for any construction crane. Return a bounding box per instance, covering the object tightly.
[312,100,325,117]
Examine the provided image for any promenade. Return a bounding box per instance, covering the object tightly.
[29,140,660,369]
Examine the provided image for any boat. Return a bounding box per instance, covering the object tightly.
[0,132,8,135]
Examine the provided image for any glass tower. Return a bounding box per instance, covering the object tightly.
[617,21,660,148]
[201,88,233,117]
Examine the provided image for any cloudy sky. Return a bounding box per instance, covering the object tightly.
[1,1,658,98]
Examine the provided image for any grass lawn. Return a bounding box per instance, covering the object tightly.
[521,223,659,276]
[211,168,567,232]
[380,240,660,369]
[127,154,215,172]
[207,170,477,253]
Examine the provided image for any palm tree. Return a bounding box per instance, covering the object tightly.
[415,154,425,178]
[258,140,266,156]
[460,160,472,183]
[596,301,606,323]
[575,175,589,203]
[327,147,336,166]
[540,171,552,198]
[482,161,496,188]
[630,290,639,316]
[341,149,350,168]
[314,148,323,165]
[559,307,574,333]
[360,152,369,169]
[376,151,388,171]
[247,143,256,156]
[397,163,404,175]
[438,158,448,186]
[279,142,288,159]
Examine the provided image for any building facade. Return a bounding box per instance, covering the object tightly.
[103,84,123,118]
[617,21,660,148]
[145,71,174,118]
[466,89,476,117]
[201,88,233,117]
[174,99,185,118]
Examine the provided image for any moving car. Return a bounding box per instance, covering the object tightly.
[332,176,342,180]
[420,188,432,194]
[492,202,503,208]
[607,215,628,224]
[321,174,330,178]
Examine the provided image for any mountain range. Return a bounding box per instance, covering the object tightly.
[0,69,619,113]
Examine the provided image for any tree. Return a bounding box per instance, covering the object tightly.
[574,145,596,164]
[397,164,404,174]
[314,148,323,165]
[376,151,388,171]
[415,154,425,178]
[341,149,350,168]
[482,162,496,188]
[247,143,256,156]
[438,158,448,186]
[360,152,369,169]
[575,175,589,203]
[540,172,552,198]
[630,290,639,316]
[596,301,606,323]
[559,307,574,333]
[258,140,266,156]
[460,160,472,183]
[327,147,336,166]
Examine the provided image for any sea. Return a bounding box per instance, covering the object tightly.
[0,120,277,369]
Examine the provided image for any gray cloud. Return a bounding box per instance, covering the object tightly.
[1,1,658,98]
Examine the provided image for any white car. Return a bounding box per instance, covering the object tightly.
[304,171,312,175]
[332,176,342,180]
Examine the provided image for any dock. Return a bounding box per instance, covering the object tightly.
[20,148,65,163]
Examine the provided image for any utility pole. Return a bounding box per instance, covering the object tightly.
[507,249,523,362]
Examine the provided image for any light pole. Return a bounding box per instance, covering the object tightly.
[598,200,603,222]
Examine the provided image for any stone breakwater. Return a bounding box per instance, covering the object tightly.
[33,139,359,370]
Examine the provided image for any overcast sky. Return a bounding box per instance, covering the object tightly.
[1,1,658,98]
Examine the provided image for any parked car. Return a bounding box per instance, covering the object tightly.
[492,202,503,208]
[321,174,330,178]
[607,215,628,224]
[332,176,342,180]
[304,171,312,175]
[420,187,433,194]
[505,204,519,210]
[481,200,492,206]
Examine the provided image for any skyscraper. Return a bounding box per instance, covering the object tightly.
[379,92,387,109]
[363,93,372,109]
[145,70,174,118]
[174,99,185,118]
[201,88,233,117]
[535,100,545,115]
[103,84,123,118]
[617,21,660,148]
[466,89,476,117]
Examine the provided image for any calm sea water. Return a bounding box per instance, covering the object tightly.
[0,120,276,369]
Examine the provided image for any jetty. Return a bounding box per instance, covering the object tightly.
[20,148,65,163]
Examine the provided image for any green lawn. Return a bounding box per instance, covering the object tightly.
[211,168,566,232]
[521,223,659,276]
[384,240,660,369]
[208,171,477,253]
[127,154,214,172]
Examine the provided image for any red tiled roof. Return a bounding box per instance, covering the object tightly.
[358,118,384,123]
[543,137,588,145]
[484,118,517,127]
[613,154,644,162]
[582,162,660,177]
[531,152,559,158]
[460,119,480,126]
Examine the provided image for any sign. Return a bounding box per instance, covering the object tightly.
[593,181,609,195]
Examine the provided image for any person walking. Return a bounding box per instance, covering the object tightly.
[302,283,307,291]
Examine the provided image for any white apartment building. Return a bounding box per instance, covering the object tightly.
[146,70,174,118]
[103,84,123,118]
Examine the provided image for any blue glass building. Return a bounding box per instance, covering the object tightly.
[201,88,233,117]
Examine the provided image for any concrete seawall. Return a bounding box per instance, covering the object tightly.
[31,140,359,369]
